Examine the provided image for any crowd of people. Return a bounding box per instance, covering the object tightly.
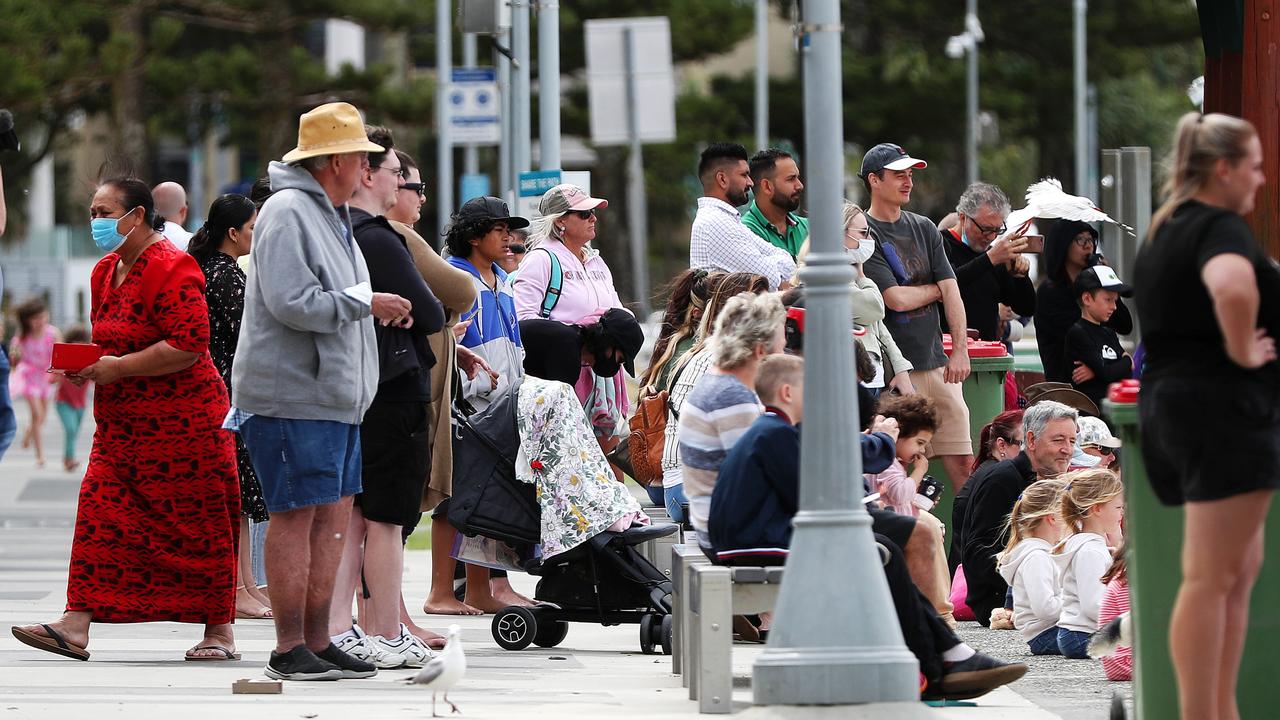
[2,102,1274,719]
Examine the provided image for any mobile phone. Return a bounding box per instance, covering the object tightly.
[50,342,103,373]
[1020,234,1045,253]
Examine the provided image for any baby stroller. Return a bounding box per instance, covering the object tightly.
[448,386,678,655]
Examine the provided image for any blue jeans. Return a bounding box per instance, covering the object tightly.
[238,415,362,513]
[249,519,269,587]
[1028,626,1063,655]
[664,483,688,524]
[643,483,665,507]
[0,347,16,461]
[1057,627,1092,659]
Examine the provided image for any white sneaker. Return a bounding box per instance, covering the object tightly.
[334,625,407,669]
[377,624,437,668]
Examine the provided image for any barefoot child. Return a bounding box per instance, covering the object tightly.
[1054,468,1125,658]
[53,325,91,472]
[997,478,1069,654]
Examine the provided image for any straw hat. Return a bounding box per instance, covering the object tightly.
[282,102,384,163]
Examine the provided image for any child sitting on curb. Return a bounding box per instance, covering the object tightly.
[1097,539,1132,680]
[997,478,1069,654]
[1054,468,1125,658]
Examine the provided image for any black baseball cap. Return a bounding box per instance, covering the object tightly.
[859,142,928,178]
[455,196,530,230]
[598,308,645,377]
[1074,265,1133,298]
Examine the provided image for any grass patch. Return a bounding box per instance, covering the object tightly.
[406,519,432,551]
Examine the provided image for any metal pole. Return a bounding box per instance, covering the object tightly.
[753,0,919,705]
[754,0,769,150]
[965,0,978,184]
[462,33,479,177]
[623,27,651,317]
[1074,0,1088,195]
[436,0,454,239]
[513,0,532,174]
[538,0,561,170]
[498,27,512,203]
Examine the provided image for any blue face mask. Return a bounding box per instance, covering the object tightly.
[960,228,972,248]
[90,208,138,254]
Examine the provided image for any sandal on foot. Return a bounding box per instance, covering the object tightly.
[235,607,273,620]
[185,645,241,661]
[11,624,90,661]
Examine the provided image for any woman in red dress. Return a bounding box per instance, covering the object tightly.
[10,178,240,661]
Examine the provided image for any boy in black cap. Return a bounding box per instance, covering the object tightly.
[1064,265,1134,406]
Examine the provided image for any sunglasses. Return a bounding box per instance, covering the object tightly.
[1000,437,1024,447]
[570,209,596,220]
[400,182,426,198]
[1084,444,1115,456]
[846,227,872,240]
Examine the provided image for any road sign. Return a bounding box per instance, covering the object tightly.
[515,170,593,221]
[448,67,500,145]
[584,17,676,146]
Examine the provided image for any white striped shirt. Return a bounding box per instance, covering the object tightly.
[690,197,796,290]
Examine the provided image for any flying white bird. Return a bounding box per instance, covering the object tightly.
[1003,177,1134,239]
[408,624,466,717]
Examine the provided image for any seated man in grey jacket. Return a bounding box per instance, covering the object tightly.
[230,102,414,682]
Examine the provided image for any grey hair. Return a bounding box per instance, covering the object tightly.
[527,210,569,250]
[1022,400,1079,439]
[711,292,786,369]
[297,155,334,173]
[956,182,1011,217]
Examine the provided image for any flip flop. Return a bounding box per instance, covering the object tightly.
[11,624,90,661]
[184,645,242,661]
[235,607,273,620]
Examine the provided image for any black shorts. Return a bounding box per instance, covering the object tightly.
[1140,374,1280,506]
[358,399,431,526]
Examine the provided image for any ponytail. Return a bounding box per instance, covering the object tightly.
[1149,112,1256,240]
[188,194,255,266]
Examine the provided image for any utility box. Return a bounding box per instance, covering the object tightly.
[457,0,509,35]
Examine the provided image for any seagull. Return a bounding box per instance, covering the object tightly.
[408,624,466,717]
[1003,177,1135,239]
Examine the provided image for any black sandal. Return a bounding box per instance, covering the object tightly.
[11,624,90,661]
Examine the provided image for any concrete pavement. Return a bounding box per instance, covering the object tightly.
[0,414,1110,719]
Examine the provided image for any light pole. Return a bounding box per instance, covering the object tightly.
[436,0,454,238]
[752,0,920,705]
[754,0,769,151]
[946,1,983,185]
[1073,0,1089,197]
[538,0,561,170]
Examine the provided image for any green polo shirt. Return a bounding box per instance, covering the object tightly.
[741,200,810,260]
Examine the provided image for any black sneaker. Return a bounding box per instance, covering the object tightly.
[316,642,378,679]
[928,652,1028,700]
[264,645,343,681]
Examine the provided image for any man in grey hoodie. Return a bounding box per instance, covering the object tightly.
[230,102,414,682]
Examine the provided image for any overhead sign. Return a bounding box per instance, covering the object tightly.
[448,67,500,145]
[584,17,677,146]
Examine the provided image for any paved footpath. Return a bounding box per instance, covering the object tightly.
[0,416,1123,719]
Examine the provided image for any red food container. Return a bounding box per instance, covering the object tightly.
[941,333,1008,358]
[50,343,103,373]
[1107,379,1140,404]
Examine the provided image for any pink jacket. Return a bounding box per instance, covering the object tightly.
[512,238,623,323]
[866,458,919,517]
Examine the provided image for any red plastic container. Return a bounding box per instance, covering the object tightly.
[50,343,103,373]
[941,333,1009,358]
[1107,379,1140,404]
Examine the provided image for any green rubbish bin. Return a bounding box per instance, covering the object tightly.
[1108,388,1280,720]
[926,343,1014,550]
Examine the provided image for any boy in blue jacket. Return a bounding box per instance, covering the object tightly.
[709,353,1027,700]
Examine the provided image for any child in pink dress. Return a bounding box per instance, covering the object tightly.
[8,298,60,467]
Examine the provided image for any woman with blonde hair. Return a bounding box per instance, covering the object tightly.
[1134,111,1277,720]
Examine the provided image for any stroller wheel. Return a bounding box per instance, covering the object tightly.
[660,614,673,656]
[640,614,658,654]
[492,606,539,651]
[533,619,570,648]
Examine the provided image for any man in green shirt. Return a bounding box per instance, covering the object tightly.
[742,148,809,260]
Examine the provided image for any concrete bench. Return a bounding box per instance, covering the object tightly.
[639,505,679,579]
[687,563,784,714]
[671,543,710,679]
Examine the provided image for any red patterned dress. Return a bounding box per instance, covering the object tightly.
[66,240,239,624]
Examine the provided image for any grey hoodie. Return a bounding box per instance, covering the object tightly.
[231,161,378,425]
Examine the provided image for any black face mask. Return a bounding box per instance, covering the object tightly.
[592,356,623,378]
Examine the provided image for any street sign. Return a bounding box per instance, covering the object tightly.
[460,173,491,204]
[448,67,500,145]
[584,17,676,146]
[517,169,561,220]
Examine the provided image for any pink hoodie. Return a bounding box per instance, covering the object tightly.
[866,458,920,517]
[512,237,623,323]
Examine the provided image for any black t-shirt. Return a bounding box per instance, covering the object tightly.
[1135,200,1280,379]
[518,319,584,385]
[1064,319,1132,406]
[942,229,1036,341]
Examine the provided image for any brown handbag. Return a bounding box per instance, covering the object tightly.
[627,388,671,487]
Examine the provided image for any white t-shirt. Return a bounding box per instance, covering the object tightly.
[164,221,193,251]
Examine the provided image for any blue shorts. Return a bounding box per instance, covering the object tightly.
[239,415,362,513]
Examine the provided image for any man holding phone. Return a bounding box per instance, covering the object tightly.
[942,182,1037,343]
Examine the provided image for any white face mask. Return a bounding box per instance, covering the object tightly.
[845,237,876,264]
